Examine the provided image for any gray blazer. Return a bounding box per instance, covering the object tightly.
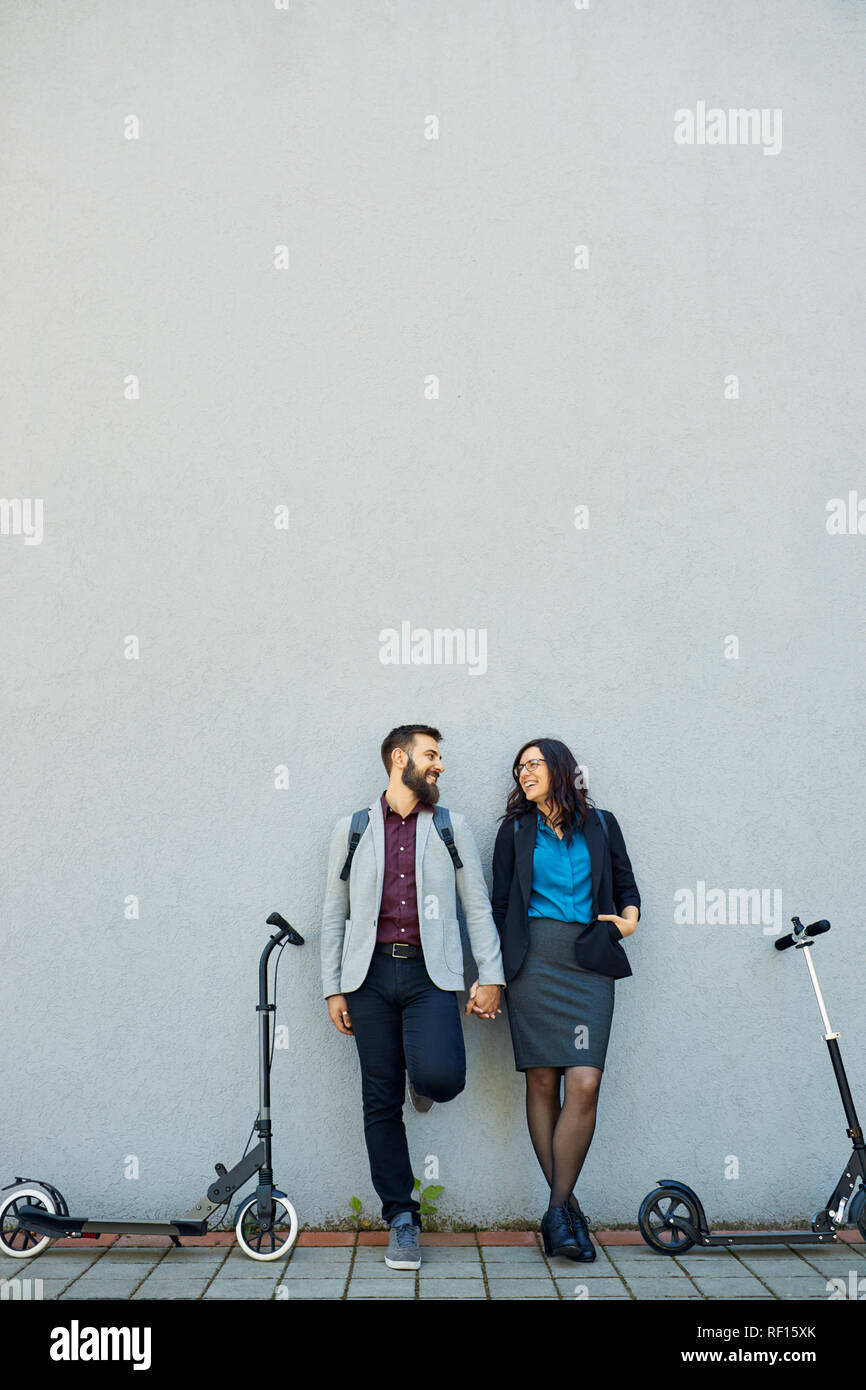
[321,797,505,997]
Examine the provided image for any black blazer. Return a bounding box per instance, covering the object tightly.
[491,807,641,982]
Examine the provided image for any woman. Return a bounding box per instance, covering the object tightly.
[489,737,640,1260]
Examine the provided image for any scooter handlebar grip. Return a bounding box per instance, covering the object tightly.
[266,911,305,945]
[775,918,831,950]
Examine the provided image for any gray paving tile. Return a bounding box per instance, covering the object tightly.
[605,1260,678,1273]
[134,1273,212,1290]
[10,1257,102,1275]
[80,1262,161,1275]
[675,1254,756,1274]
[487,1278,559,1299]
[617,1277,704,1299]
[352,1264,421,1279]
[13,1279,74,1300]
[418,1279,487,1299]
[154,1256,226,1267]
[413,1247,481,1262]
[134,1260,224,1275]
[546,1253,618,1276]
[0,1275,56,1299]
[761,1276,838,1300]
[728,1251,822,1262]
[221,1251,291,1266]
[346,1278,416,1299]
[555,1277,632,1299]
[203,1278,282,1299]
[415,1262,488,1278]
[155,1251,228,1264]
[90,1251,164,1262]
[281,1261,352,1278]
[790,1253,866,1277]
[611,1260,689,1277]
[132,1287,204,1300]
[479,1246,543,1262]
[689,1277,775,1298]
[283,1250,353,1263]
[605,1250,677,1262]
[273,1278,345,1299]
[735,1258,820,1278]
[484,1263,552,1279]
[57,1282,148,1299]
[287,1257,354,1267]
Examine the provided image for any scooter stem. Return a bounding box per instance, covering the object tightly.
[801,944,836,1039]
[800,942,864,1148]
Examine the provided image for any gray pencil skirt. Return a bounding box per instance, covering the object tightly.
[505,917,615,1071]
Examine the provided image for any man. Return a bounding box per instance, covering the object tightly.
[321,724,504,1270]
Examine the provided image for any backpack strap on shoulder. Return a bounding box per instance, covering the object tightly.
[340,808,371,881]
[433,806,463,871]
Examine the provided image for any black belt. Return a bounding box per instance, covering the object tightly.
[375,941,423,959]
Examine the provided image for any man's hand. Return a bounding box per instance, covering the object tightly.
[327,994,353,1035]
[463,981,501,1019]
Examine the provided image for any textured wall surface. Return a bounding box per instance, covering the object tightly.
[2,0,865,1231]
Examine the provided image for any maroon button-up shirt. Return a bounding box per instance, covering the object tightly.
[376,792,433,946]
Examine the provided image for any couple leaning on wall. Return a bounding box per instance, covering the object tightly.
[320,724,641,1269]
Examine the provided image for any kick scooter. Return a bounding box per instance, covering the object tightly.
[638,915,866,1252]
[1,911,304,1263]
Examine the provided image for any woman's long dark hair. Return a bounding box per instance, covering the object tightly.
[500,736,596,846]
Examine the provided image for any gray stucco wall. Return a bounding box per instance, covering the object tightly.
[3,0,864,1232]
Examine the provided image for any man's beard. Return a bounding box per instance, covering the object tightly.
[402,755,440,805]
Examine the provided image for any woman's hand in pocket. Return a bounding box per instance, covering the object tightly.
[597,912,638,940]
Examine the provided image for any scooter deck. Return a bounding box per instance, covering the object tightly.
[690,1228,842,1246]
[13,1205,209,1240]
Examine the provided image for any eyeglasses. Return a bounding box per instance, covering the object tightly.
[516,758,546,776]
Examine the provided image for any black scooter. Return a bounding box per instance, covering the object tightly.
[638,916,866,1252]
[1,911,304,1263]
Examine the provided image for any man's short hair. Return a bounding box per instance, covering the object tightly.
[380,725,443,774]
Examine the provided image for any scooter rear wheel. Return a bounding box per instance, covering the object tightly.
[235,1192,298,1261]
[0,1184,60,1259]
[638,1186,699,1254]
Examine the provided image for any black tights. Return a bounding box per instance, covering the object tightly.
[525,1065,602,1212]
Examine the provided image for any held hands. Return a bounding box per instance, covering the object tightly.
[464,981,501,1020]
[597,912,638,939]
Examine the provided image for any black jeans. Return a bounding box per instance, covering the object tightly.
[344,950,467,1227]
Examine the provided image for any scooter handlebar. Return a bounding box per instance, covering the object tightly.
[266,911,305,945]
[774,917,831,950]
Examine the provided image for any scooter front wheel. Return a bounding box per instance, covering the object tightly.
[0,1183,61,1259]
[235,1192,298,1261]
[638,1186,699,1254]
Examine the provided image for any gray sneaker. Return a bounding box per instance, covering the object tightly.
[385,1217,421,1270]
[408,1081,434,1113]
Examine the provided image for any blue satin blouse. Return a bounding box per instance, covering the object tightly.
[527,811,594,923]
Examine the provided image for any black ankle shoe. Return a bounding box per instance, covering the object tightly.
[541,1203,581,1260]
[566,1202,597,1261]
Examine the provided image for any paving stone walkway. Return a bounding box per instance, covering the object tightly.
[3,1232,864,1300]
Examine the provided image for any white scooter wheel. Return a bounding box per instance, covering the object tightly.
[235,1192,298,1261]
[0,1184,60,1259]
